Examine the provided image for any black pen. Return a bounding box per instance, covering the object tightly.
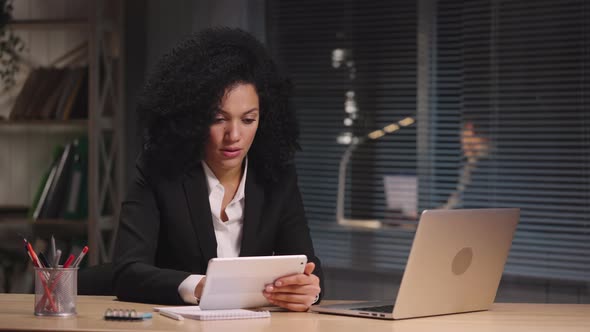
[38,252,51,268]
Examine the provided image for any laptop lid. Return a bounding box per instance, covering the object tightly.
[311,208,519,320]
[392,208,519,319]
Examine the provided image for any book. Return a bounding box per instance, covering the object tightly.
[60,68,85,120]
[32,146,64,220]
[54,69,80,120]
[23,68,57,119]
[28,165,50,219]
[68,67,89,119]
[154,306,270,321]
[40,143,74,218]
[38,68,69,119]
[62,137,88,220]
[29,147,59,219]
[9,68,41,119]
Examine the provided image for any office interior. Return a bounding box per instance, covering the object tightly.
[0,0,588,304]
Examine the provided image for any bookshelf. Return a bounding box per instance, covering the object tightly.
[0,120,87,131]
[0,0,125,266]
[7,19,88,30]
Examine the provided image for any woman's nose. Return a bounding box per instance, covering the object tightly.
[224,121,240,141]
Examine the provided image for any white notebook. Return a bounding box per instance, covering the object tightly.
[154,306,270,321]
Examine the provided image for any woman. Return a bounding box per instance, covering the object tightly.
[113,28,323,311]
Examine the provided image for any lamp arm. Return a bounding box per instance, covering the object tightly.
[335,116,414,227]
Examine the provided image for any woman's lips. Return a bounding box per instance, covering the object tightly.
[222,148,241,158]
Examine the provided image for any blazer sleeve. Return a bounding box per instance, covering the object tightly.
[112,161,190,304]
[273,167,325,301]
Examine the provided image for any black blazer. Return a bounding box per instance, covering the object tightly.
[113,157,323,304]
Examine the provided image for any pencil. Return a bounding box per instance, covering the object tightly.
[159,310,184,321]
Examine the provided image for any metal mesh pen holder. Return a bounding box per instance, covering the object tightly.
[34,267,78,316]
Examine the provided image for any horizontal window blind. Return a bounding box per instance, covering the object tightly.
[268,0,589,281]
[267,0,418,272]
[427,0,590,281]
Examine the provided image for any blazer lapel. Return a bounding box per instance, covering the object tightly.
[240,167,265,256]
[183,165,217,269]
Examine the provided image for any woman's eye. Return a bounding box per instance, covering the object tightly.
[214,118,225,123]
[243,118,256,124]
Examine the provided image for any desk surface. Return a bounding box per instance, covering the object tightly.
[0,294,589,332]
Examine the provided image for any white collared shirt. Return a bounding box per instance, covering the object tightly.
[177,159,247,304]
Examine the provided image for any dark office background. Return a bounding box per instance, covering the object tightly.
[122,0,589,303]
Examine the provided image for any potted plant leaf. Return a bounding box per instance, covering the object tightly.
[0,0,25,91]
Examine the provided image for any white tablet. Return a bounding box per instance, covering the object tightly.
[199,255,307,310]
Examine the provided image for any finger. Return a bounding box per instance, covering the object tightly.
[272,262,315,286]
[265,283,320,295]
[303,262,315,275]
[274,272,319,287]
[266,297,311,312]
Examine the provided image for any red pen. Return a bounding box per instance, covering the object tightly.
[25,240,57,312]
[62,254,75,268]
[26,242,41,268]
[72,246,88,268]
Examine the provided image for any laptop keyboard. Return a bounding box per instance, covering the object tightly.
[353,305,394,313]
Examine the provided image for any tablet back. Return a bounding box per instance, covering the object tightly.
[199,255,307,310]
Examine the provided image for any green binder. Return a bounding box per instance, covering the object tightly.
[62,137,88,220]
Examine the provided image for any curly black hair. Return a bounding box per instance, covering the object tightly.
[137,27,299,183]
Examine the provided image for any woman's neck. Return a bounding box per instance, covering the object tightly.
[207,161,244,187]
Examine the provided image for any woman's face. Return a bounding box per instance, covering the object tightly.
[204,83,260,177]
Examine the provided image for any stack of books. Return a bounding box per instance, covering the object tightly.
[9,66,88,120]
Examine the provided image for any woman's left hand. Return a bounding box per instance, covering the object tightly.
[263,262,321,312]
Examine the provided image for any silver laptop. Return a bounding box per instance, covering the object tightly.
[311,208,519,320]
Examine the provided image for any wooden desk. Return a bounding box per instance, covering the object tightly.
[0,294,589,332]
